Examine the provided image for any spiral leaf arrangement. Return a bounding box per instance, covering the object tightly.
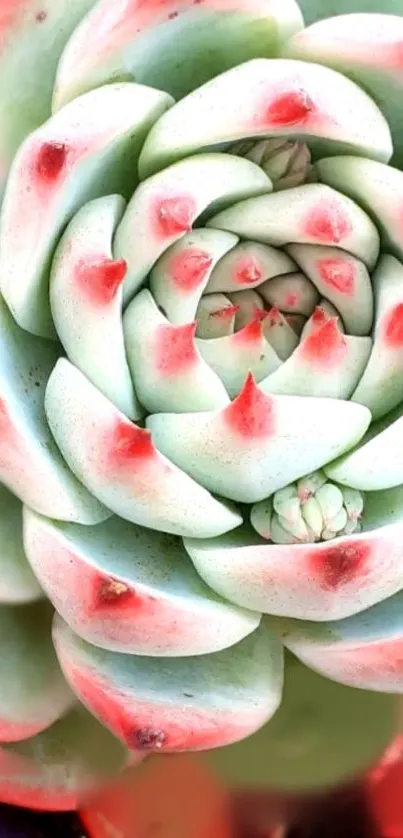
[1,0,403,810]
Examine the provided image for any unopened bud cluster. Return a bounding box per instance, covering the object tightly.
[229,138,316,190]
[251,470,364,545]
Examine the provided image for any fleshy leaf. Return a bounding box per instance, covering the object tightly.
[147,374,371,503]
[206,241,296,294]
[0,297,108,524]
[149,228,238,324]
[276,575,403,692]
[196,322,281,398]
[0,601,74,742]
[0,485,42,604]
[350,255,403,420]
[325,403,403,491]
[139,58,392,177]
[0,82,173,337]
[123,290,230,412]
[316,156,403,262]
[45,359,242,538]
[0,0,97,196]
[0,705,128,811]
[50,194,142,420]
[184,492,403,620]
[23,508,260,656]
[207,183,380,269]
[114,152,272,305]
[283,13,403,166]
[53,0,304,110]
[286,244,373,335]
[53,616,284,752]
[258,317,371,399]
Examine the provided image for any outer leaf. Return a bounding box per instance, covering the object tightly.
[184,485,403,621]
[0,82,173,337]
[45,359,242,538]
[0,601,74,742]
[53,617,284,752]
[0,0,97,196]
[139,58,392,178]
[147,374,371,503]
[275,585,403,693]
[0,298,108,524]
[53,0,304,110]
[0,705,128,811]
[0,485,42,604]
[23,508,260,656]
[285,12,403,168]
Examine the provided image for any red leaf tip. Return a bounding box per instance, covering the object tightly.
[235,256,263,286]
[155,321,198,375]
[156,195,196,236]
[224,372,275,439]
[112,420,155,464]
[170,248,213,290]
[264,88,315,127]
[301,317,346,366]
[76,257,127,304]
[310,540,371,591]
[383,302,403,348]
[35,141,68,182]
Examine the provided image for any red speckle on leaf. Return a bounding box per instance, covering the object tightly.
[168,10,178,18]
[63,662,262,754]
[170,248,212,291]
[210,305,240,320]
[266,306,282,326]
[35,10,47,22]
[154,195,196,237]
[284,292,299,308]
[235,256,263,286]
[75,258,127,304]
[233,319,264,344]
[133,728,167,750]
[224,372,275,439]
[310,540,371,591]
[317,258,355,295]
[93,576,138,610]
[252,306,269,322]
[154,322,197,376]
[110,420,155,466]
[311,305,330,328]
[35,142,67,183]
[263,89,314,127]
[301,318,346,367]
[303,201,352,244]
[383,303,403,348]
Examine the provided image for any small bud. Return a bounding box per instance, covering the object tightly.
[301,496,323,539]
[342,487,364,522]
[315,483,344,524]
[271,515,297,545]
[250,497,273,541]
[228,138,314,191]
[297,470,327,502]
[264,473,365,545]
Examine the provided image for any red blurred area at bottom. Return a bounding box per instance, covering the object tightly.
[80,737,403,838]
[80,754,234,838]
[367,734,403,838]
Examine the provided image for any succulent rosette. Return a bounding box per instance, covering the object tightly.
[4,0,403,811]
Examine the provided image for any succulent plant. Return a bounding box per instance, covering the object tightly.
[3,0,403,812]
